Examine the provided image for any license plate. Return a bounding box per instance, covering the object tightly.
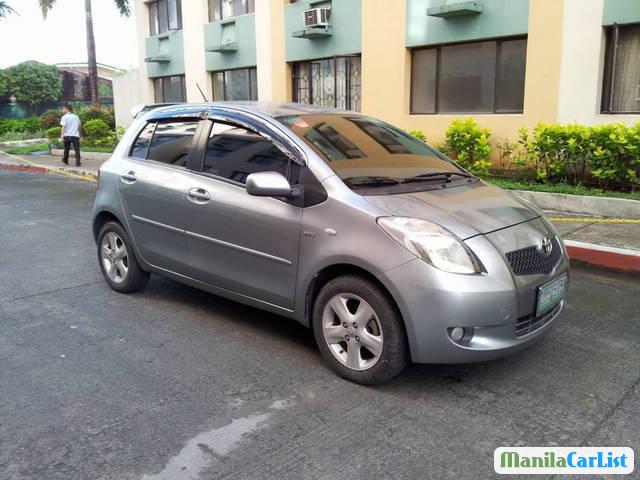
[537,274,567,316]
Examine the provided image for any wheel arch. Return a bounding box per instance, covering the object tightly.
[92,209,125,243]
[304,263,406,335]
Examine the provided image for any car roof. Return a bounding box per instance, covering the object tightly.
[144,101,356,122]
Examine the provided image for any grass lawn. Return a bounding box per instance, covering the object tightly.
[3,143,49,155]
[486,177,640,202]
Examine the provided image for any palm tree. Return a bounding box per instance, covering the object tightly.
[0,1,15,18]
[39,0,131,107]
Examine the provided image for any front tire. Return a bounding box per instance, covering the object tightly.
[312,275,408,385]
[97,221,150,293]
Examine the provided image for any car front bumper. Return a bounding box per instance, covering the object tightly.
[378,239,570,364]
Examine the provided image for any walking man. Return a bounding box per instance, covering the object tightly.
[60,104,81,166]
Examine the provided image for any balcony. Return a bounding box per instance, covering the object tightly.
[144,30,185,78]
[204,14,257,72]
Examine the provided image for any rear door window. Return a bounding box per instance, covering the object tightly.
[202,122,299,185]
[147,121,199,168]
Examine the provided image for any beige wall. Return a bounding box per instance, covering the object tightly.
[558,0,640,125]
[361,0,565,155]
[255,0,290,102]
[113,0,154,128]
[182,0,212,102]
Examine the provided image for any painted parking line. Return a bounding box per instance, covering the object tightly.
[548,217,640,224]
[0,150,97,183]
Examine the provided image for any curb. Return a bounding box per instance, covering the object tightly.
[0,162,48,174]
[513,190,640,219]
[565,240,640,274]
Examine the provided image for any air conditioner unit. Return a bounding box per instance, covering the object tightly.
[304,7,331,28]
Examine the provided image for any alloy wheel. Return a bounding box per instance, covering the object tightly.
[322,293,384,371]
[101,231,129,284]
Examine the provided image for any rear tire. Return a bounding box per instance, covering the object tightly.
[312,275,408,385]
[97,221,150,293]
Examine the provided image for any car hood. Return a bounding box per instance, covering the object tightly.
[363,180,540,240]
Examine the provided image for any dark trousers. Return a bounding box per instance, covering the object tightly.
[62,136,81,165]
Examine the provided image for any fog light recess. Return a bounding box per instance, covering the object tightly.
[449,327,473,344]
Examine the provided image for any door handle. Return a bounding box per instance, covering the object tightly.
[187,187,211,203]
[120,171,137,184]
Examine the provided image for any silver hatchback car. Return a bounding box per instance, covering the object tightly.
[92,102,569,384]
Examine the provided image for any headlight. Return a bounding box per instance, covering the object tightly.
[377,217,482,274]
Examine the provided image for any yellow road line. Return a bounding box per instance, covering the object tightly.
[0,150,97,183]
[548,217,640,224]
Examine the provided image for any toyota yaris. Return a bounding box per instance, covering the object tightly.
[92,102,569,385]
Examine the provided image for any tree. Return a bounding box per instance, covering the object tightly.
[6,62,62,115]
[0,69,9,98]
[39,0,130,108]
[0,1,15,19]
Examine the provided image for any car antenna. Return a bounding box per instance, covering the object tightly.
[196,82,209,102]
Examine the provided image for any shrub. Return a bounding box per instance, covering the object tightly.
[82,119,113,147]
[516,122,640,190]
[0,117,42,135]
[408,129,427,143]
[40,109,62,129]
[46,126,61,141]
[79,107,115,130]
[443,118,492,175]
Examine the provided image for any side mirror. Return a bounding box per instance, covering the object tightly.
[246,171,292,197]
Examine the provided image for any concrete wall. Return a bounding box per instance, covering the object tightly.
[557,0,640,125]
[406,0,529,47]
[204,14,257,72]
[362,0,564,147]
[284,0,361,61]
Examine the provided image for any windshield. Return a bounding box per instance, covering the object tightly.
[277,113,470,191]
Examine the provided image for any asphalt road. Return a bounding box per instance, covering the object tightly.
[1,170,638,480]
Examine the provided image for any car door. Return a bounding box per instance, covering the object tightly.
[117,118,201,274]
[184,118,303,310]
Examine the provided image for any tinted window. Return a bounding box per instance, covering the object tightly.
[148,0,181,35]
[278,114,463,185]
[154,75,186,103]
[602,23,640,113]
[130,123,156,159]
[212,68,258,101]
[496,39,527,112]
[209,0,254,21]
[203,122,295,185]
[439,41,496,113]
[146,121,199,167]
[411,38,527,114]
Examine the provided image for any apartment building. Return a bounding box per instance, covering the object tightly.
[113,0,640,144]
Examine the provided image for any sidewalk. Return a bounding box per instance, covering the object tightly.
[1,151,638,273]
[0,152,101,181]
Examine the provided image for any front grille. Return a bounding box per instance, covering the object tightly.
[505,237,562,276]
[515,302,562,337]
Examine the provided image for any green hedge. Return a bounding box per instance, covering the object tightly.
[412,119,640,192]
[517,123,640,190]
[0,117,42,135]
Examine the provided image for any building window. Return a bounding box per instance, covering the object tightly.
[411,37,527,114]
[212,68,258,101]
[153,75,186,103]
[293,56,361,112]
[148,0,182,36]
[602,23,640,114]
[209,0,255,22]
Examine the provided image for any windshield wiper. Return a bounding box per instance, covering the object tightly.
[342,176,401,187]
[401,171,474,184]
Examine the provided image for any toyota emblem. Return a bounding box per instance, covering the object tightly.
[540,236,553,256]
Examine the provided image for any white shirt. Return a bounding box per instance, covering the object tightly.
[60,112,81,138]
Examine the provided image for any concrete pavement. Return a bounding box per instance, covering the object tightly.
[0,170,639,480]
